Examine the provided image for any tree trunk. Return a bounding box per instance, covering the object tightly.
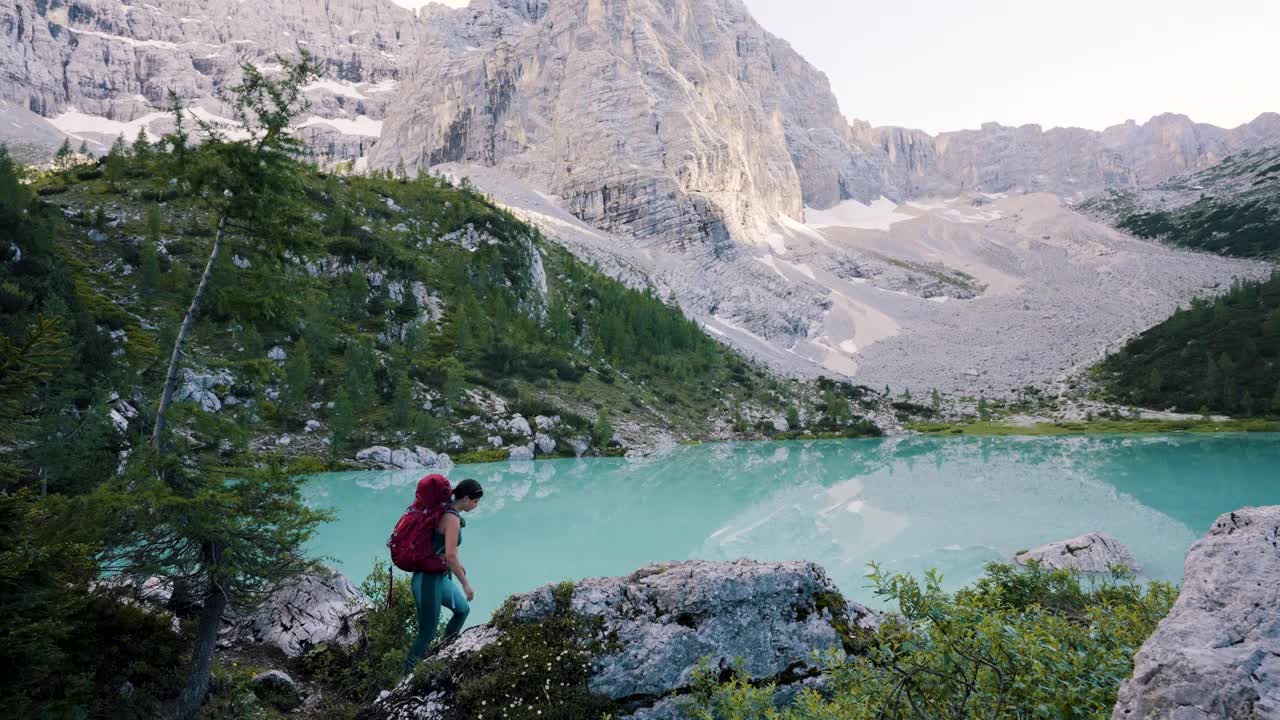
[151,213,227,450]
[172,541,226,720]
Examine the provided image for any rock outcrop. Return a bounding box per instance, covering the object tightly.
[221,568,369,658]
[1015,532,1141,574]
[1081,144,1280,229]
[1113,506,1280,719]
[355,445,454,471]
[358,559,876,720]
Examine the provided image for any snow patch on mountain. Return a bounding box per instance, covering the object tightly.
[806,197,914,230]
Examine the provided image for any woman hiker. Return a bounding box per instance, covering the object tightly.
[403,477,484,671]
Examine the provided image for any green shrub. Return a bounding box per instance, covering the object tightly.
[303,560,418,705]
[688,562,1177,720]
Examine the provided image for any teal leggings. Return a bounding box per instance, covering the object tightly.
[404,571,470,671]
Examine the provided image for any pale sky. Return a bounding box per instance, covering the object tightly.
[395,0,1280,135]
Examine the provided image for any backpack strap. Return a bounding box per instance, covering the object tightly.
[442,504,464,527]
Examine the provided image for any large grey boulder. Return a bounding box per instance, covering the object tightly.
[358,559,875,720]
[250,670,301,711]
[533,432,556,455]
[174,368,232,413]
[1113,506,1280,720]
[356,446,451,471]
[1015,531,1141,573]
[222,569,368,658]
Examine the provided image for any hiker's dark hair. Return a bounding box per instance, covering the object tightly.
[453,478,483,500]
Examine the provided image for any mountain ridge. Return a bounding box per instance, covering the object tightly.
[3,0,1276,393]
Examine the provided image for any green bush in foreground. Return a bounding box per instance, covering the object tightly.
[689,562,1177,720]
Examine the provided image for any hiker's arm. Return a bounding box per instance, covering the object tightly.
[441,515,471,594]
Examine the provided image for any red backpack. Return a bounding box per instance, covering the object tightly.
[388,474,453,575]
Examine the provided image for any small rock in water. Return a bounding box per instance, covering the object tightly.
[1014,531,1140,573]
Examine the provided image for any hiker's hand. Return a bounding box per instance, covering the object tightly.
[464,585,475,602]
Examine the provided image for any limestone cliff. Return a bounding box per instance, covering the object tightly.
[0,0,419,157]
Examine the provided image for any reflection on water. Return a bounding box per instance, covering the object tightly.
[304,433,1280,624]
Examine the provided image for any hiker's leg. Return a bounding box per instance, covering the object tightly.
[440,577,471,642]
[404,572,444,671]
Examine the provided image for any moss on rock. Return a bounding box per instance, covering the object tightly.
[409,581,619,720]
[813,591,877,657]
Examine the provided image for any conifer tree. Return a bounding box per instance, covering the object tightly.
[1219,353,1237,410]
[134,53,325,720]
[345,338,378,413]
[930,388,942,412]
[392,369,415,427]
[1204,354,1220,406]
[824,388,851,427]
[151,53,321,447]
[54,139,72,172]
[284,338,311,414]
[786,405,800,431]
[77,140,90,156]
[331,388,355,455]
[139,240,161,300]
[240,324,264,360]
[104,136,128,191]
[131,127,152,164]
[592,409,614,449]
[1147,367,1164,396]
[138,206,163,299]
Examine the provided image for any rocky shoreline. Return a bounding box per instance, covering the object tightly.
[107,507,1270,718]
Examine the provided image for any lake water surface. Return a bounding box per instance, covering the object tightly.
[304,433,1280,624]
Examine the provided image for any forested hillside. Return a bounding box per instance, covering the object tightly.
[1094,275,1280,415]
[2,131,883,484]
[1087,145,1280,416]
[1082,145,1280,259]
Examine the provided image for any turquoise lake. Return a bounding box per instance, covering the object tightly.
[303,433,1280,624]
